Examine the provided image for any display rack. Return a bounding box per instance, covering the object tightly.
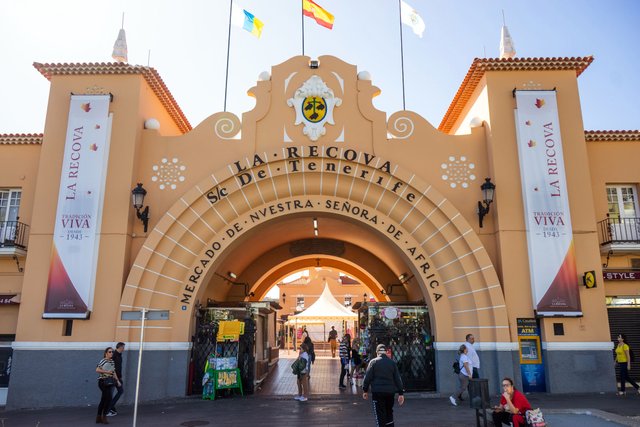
[202,320,244,400]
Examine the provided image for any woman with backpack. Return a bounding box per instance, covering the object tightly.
[293,343,310,402]
[302,331,316,376]
[449,344,472,406]
[615,333,640,395]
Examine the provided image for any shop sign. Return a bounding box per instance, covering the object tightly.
[604,270,640,281]
[0,294,18,305]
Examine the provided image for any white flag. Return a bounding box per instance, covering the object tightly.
[400,1,425,38]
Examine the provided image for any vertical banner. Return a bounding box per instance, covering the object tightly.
[514,90,581,316]
[43,95,111,318]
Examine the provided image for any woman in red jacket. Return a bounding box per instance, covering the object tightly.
[491,377,532,427]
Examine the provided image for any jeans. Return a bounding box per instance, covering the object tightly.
[109,379,124,412]
[618,362,640,392]
[97,380,113,417]
[339,358,349,386]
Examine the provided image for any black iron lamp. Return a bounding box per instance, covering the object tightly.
[131,183,150,232]
[363,292,368,302]
[477,178,496,228]
[282,292,286,304]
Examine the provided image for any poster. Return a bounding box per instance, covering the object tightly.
[514,90,581,316]
[43,95,111,318]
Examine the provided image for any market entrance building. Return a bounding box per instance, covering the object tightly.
[2,53,636,409]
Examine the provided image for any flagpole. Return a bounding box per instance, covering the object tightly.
[301,0,305,56]
[398,0,406,110]
[224,0,234,112]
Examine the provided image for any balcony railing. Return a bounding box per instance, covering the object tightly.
[0,221,30,250]
[598,216,640,245]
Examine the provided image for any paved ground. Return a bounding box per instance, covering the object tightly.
[1,354,639,426]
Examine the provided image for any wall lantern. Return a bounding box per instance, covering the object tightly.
[363,292,368,302]
[131,183,150,232]
[477,177,496,228]
[282,292,286,304]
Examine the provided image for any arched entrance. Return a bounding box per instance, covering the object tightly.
[118,149,509,393]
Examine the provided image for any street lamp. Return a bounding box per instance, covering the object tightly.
[477,178,496,228]
[131,183,150,232]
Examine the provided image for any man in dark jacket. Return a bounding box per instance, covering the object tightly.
[362,344,404,427]
[107,342,125,416]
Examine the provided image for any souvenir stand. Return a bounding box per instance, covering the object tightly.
[202,320,244,400]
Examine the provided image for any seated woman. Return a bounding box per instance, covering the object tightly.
[492,377,532,427]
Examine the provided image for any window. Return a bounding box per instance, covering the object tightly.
[607,185,638,219]
[296,297,305,311]
[0,189,22,245]
[606,185,640,241]
[344,296,352,307]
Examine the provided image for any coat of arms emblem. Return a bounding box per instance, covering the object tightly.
[287,75,342,141]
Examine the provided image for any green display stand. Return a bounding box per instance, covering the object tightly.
[211,368,243,400]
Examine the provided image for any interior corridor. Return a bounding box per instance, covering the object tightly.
[257,354,363,396]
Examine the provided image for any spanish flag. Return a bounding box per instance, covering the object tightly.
[303,0,334,30]
[231,4,264,38]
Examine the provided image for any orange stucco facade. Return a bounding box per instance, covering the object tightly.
[1,55,639,408]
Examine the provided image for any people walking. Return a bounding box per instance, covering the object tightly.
[294,344,311,402]
[362,344,405,427]
[95,347,120,424]
[491,377,532,427]
[338,333,351,388]
[107,342,125,417]
[449,344,472,406]
[328,326,338,357]
[463,333,480,378]
[615,333,640,395]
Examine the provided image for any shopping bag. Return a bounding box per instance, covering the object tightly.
[525,408,546,427]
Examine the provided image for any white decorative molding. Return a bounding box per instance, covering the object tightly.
[283,125,292,143]
[151,157,187,190]
[287,75,342,141]
[390,116,414,139]
[335,127,345,142]
[214,117,240,140]
[542,342,614,351]
[331,71,345,92]
[435,342,518,351]
[12,341,192,351]
[440,156,477,189]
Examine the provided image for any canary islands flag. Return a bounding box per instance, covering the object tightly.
[232,4,264,38]
[303,0,334,30]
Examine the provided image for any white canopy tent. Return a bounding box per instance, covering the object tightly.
[285,283,358,348]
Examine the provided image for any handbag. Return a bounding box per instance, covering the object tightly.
[102,376,116,387]
[525,408,546,427]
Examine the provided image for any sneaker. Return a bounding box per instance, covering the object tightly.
[293,395,303,400]
[298,396,308,402]
[339,384,346,389]
[449,396,457,406]
[106,410,117,417]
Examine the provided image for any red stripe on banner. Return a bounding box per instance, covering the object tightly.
[44,243,88,314]
[537,241,582,313]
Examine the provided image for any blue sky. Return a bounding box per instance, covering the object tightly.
[0,0,638,134]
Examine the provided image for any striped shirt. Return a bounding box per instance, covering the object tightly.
[97,358,115,379]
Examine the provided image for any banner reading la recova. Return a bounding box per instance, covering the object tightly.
[43,95,111,318]
[514,90,581,316]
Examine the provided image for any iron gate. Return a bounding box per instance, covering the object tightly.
[190,308,256,395]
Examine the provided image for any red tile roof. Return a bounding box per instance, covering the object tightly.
[438,57,594,134]
[585,130,640,142]
[0,133,43,145]
[33,62,191,134]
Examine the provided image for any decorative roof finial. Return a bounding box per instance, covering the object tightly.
[112,13,128,63]
[499,10,516,59]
